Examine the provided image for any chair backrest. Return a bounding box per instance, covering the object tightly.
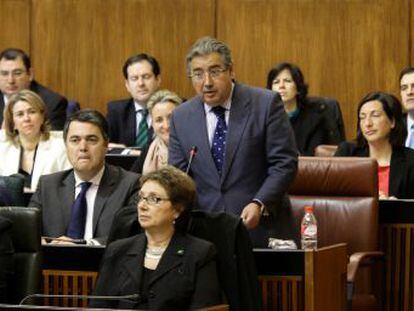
[288,157,378,254]
[66,100,80,119]
[0,207,42,303]
[314,144,338,157]
[0,175,25,207]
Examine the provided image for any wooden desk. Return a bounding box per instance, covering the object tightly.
[255,243,347,311]
[379,199,414,311]
[41,243,347,311]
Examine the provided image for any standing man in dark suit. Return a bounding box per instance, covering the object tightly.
[399,67,414,149]
[169,37,298,247]
[30,110,139,245]
[106,53,161,148]
[0,48,68,130]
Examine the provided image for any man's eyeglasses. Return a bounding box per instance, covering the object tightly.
[0,69,27,80]
[138,194,170,206]
[189,67,227,82]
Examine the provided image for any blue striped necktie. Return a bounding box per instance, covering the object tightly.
[211,106,227,175]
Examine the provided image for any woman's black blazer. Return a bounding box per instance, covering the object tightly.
[335,142,414,199]
[92,232,222,310]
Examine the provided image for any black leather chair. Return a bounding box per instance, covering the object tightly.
[66,100,80,119]
[0,207,42,304]
[0,175,25,206]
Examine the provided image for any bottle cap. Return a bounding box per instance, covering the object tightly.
[304,206,313,213]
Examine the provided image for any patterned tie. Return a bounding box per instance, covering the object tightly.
[211,106,227,175]
[67,182,92,239]
[409,124,414,149]
[135,109,149,147]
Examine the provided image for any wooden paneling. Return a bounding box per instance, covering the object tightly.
[31,0,215,112]
[1,0,413,137]
[0,0,31,52]
[217,0,409,139]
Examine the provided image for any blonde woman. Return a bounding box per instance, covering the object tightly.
[0,90,71,192]
[142,90,182,174]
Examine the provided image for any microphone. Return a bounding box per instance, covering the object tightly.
[185,146,198,174]
[19,293,141,306]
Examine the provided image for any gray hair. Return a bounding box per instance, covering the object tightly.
[147,89,183,113]
[185,37,233,76]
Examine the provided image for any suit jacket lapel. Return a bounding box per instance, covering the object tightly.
[222,84,250,180]
[0,94,5,125]
[92,165,117,234]
[149,233,186,286]
[121,234,146,287]
[389,149,405,196]
[61,171,76,232]
[127,100,137,144]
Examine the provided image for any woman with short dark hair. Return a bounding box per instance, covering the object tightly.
[92,166,222,310]
[335,91,414,199]
[267,62,344,155]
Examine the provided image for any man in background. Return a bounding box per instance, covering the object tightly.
[400,67,414,149]
[0,48,67,130]
[106,53,161,148]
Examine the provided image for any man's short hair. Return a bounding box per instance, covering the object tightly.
[399,66,414,83]
[186,37,233,76]
[63,109,109,142]
[0,48,31,71]
[122,53,160,79]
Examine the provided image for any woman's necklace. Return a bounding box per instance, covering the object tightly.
[145,246,167,260]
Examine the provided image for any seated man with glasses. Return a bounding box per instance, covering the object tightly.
[92,166,222,310]
[0,48,68,130]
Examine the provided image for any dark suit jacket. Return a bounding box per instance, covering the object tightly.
[29,164,139,243]
[106,98,153,147]
[291,98,344,156]
[0,216,13,303]
[169,83,298,247]
[0,80,68,130]
[335,142,414,199]
[92,232,222,310]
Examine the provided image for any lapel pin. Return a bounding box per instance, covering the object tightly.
[177,249,185,256]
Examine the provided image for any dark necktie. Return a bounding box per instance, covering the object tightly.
[211,106,227,175]
[135,109,149,147]
[67,182,92,239]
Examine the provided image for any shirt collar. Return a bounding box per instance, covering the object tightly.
[407,113,414,130]
[134,101,147,112]
[204,82,234,114]
[74,165,105,187]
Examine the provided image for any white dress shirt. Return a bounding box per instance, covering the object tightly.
[405,114,414,148]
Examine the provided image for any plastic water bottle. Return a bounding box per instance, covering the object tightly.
[301,206,318,250]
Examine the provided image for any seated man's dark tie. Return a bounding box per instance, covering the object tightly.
[135,109,149,147]
[211,106,227,175]
[67,182,92,239]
